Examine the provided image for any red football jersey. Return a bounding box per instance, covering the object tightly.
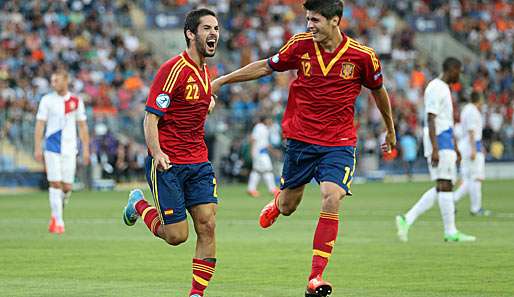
[145,51,211,164]
[268,32,383,146]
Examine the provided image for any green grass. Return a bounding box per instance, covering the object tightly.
[1,180,513,297]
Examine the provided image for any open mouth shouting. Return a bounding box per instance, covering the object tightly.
[206,36,217,51]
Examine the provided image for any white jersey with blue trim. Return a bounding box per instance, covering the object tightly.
[423,78,455,157]
[36,91,87,156]
[251,123,270,158]
[458,103,483,157]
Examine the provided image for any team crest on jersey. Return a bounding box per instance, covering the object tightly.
[156,93,171,108]
[340,62,355,79]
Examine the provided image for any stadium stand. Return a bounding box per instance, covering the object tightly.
[1,0,513,186]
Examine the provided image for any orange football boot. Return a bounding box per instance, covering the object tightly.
[48,216,57,233]
[246,190,260,198]
[305,275,333,297]
[259,190,280,228]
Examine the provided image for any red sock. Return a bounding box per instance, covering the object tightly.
[135,200,161,236]
[190,258,216,296]
[309,211,339,280]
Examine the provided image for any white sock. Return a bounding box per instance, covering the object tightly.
[405,187,437,225]
[49,188,64,226]
[470,180,482,213]
[248,171,260,192]
[263,172,276,193]
[438,191,457,235]
[453,180,470,203]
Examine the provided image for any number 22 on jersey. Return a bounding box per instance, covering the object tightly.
[185,83,199,101]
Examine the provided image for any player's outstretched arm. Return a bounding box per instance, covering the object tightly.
[371,86,396,152]
[143,112,171,171]
[211,59,273,93]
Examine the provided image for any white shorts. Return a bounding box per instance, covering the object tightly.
[461,152,485,180]
[427,150,457,183]
[44,151,77,184]
[252,153,273,172]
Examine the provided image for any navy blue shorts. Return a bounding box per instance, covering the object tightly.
[145,157,218,225]
[280,139,356,194]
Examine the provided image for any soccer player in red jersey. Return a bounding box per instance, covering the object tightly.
[212,1,395,296]
[122,8,219,297]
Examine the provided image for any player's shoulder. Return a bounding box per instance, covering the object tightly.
[462,103,478,115]
[347,36,378,56]
[69,93,81,101]
[461,103,472,112]
[40,92,56,103]
[159,54,187,73]
[426,78,446,90]
[153,54,189,91]
[279,32,313,52]
[346,36,379,69]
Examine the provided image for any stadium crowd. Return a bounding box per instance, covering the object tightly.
[0,0,148,177]
[1,0,513,182]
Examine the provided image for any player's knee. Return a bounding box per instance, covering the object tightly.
[62,185,72,193]
[49,182,61,189]
[196,216,216,238]
[321,189,345,202]
[163,231,188,246]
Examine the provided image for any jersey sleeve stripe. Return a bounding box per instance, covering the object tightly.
[279,36,313,54]
[348,40,380,71]
[161,63,178,93]
[349,41,378,62]
[279,33,313,54]
[164,63,186,93]
[162,59,185,93]
[162,59,183,92]
[162,60,185,92]
[349,44,380,71]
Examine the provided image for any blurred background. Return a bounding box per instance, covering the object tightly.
[1,0,513,191]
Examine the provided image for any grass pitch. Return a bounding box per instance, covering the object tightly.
[1,180,513,297]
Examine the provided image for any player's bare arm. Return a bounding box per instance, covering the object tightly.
[143,112,171,171]
[34,120,46,162]
[211,59,273,93]
[371,86,396,152]
[427,113,439,167]
[78,120,90,165]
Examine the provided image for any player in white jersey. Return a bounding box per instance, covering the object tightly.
[454,92,490,216]
[34,70,90,234]
[247,116,279,198]
[396,57,476,242]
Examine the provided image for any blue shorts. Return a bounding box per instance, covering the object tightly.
[280,139,356,194]
[145,157,218,225]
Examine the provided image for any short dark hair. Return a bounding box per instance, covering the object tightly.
[184,8,217,47]
[442,57,462,72]
[303,0,344,23]
[470,91,481,104]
